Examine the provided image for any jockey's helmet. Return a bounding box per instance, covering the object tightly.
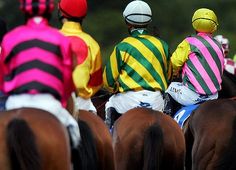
[214,35,230,56]
[123,0,152,26]
[19,0,54,17]
[192,8,218,33]
[58,0,87,19]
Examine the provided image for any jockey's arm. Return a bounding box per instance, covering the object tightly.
[73,59,91,98]
[171,40,190,77]
[103,47,121,93]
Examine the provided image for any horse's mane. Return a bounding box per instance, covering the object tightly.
[215,116,236,170]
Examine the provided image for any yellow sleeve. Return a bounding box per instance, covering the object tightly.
[73,56,91,97]
[103,47,120,93]
[74,34,103,98]
[171,39,191,76]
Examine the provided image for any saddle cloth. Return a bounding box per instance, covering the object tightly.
[174,104,200,128]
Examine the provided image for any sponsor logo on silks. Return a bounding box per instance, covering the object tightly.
[174,104,199,128]
[170,87,182,94]
[138,102,152,108]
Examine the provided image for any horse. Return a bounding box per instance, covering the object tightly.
[67,94,115,170]
[184,98,236,170]
[78,110,115,170]
[0,108,71,170]
[218,70,236,99]
[0,107,100,170]
[112,107,186,170]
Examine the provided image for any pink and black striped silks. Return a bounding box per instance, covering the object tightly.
[0,17,75,107]
[19,0,54,16]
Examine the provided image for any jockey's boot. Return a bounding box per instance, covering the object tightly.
[105,107,122,132]
[163,93,181,117]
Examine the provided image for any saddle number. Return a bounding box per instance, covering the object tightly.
[174,110,186,123]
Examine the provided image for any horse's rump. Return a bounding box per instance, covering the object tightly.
[79,110,115,170]
[184,99,236,170]
[113,108,185,170]
[0,108,71,170]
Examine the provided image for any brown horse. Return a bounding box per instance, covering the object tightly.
[0,107,100,170]
[218,70,236,99]
[112,107,186,170]
[184,98,236,170]
[78,110,115,170]
[67,90,115,170]
[0,108,71,170]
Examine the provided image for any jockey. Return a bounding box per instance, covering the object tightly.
[103,0,172,129]
[214,35,230,57]
[0,0,81,151]
[58,0,103,114]
[214,35,236,76]
[0,18,8,111]
[164,8,224,117]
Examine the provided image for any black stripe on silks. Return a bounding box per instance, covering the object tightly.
[22,0,26,11]
[45,0,50,14]
[32,0,39,15]
[5,60,63,82]
[10,81,61,100]
[5,39,62,64]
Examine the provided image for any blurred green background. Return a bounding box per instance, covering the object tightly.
[1,0,236,65]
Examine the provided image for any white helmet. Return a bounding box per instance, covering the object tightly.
[123,0,152,26]
[214,35,229,56]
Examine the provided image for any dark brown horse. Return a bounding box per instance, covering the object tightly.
[0,108,71,170]
[218,70,236,99]
[184,98,236,170]
[113,107,186,170]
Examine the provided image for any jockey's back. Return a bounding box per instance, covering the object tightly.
[0,17,74,107]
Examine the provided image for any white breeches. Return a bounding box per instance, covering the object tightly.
[166,82,218,106]
[105,90,164,114]
[6,94,81,147]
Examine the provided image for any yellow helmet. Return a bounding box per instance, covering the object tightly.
[192,8,218,33]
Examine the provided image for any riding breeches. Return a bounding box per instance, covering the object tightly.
[105,90,164,114]
[166,82,218,106]
[73,93,97,114]
[5,94,81,147]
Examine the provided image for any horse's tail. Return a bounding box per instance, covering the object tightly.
[143,122,163,170]
[6,118,41,170]
[76,119,98,170]
[216,116,236,170]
